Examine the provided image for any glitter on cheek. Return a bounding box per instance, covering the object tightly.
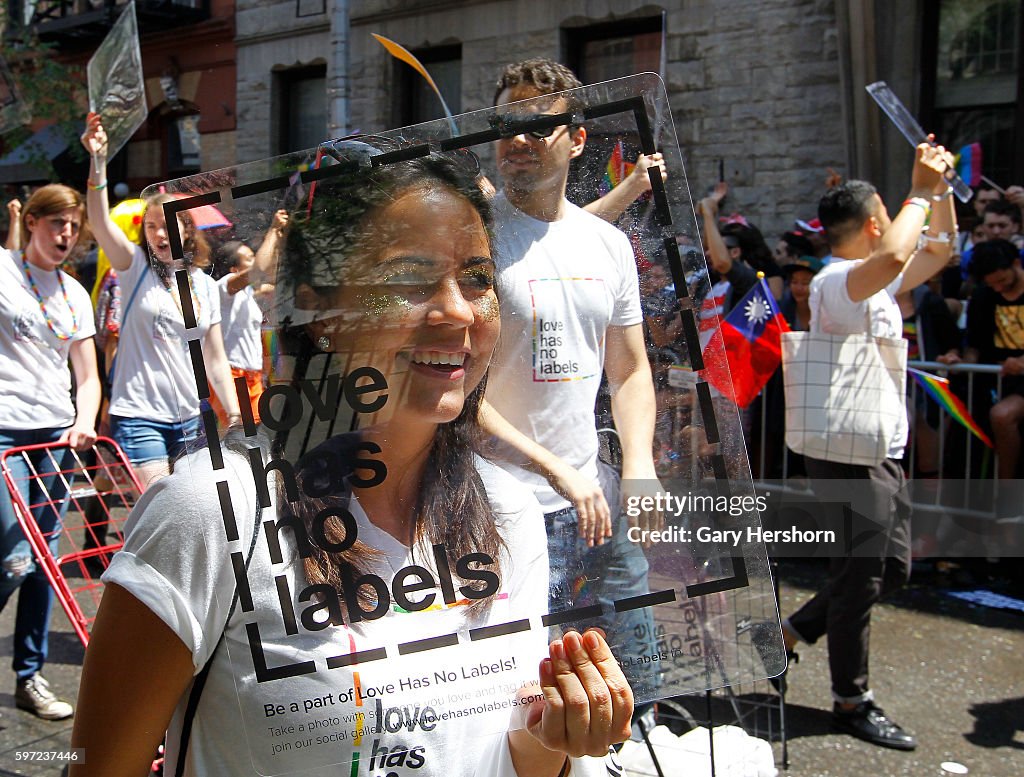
[474,294,499,322]
[356,290,413,318]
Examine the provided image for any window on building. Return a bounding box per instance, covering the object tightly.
[564,17,663,84]
[276,64,328,155]
[924,0,1023,186]
[563,18,664,209]
[393,44,461,127]
[167,113,202,177]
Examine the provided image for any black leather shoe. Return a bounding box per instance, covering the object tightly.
[832,702,917,750]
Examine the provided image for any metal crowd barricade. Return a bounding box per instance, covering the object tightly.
[0,437,143,646]
[753,360,1006,531]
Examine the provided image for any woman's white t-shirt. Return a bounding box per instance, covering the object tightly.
[108,246,220,424]
[218,276,263,372]
[0,249,96,430]
[104,448,614,776]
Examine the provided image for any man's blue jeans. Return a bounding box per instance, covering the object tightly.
[0,427,71,679]
[544,463,659,697]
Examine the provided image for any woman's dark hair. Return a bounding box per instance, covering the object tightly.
[281,150,491,298]
[213,240,247,280]
[778,231,814,260]
[275,150,501,609]
[721,222,777,274]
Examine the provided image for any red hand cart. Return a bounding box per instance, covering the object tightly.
[0,436,143,648]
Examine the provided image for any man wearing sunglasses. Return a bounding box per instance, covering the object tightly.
[479,58,660,698]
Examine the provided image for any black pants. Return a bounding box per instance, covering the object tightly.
[786,457,911,703]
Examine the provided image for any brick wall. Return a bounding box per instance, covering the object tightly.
[344,0,847,238]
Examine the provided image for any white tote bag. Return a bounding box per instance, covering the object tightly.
[781,329,907,467]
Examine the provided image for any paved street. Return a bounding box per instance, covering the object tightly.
[0,560,1019,776]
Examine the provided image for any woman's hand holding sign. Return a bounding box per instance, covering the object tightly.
[509,630,633,775]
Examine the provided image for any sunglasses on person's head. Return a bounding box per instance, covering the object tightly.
[488,112,573,140]
[318,134,481,177]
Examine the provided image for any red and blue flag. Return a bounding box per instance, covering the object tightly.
[955,142,982,187]
[706,275,790,408]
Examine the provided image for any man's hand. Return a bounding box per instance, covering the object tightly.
[620,461,665,540]
[547,460,611,547]
[697,181,728,219]
[628,152,667,194]
[270,209,289,233]
[1001,356,1024,376]
[910,136,955,196]
[936,350,962,365]
[1005,185,1024,208]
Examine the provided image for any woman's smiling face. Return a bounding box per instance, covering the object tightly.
[330,184,498,428]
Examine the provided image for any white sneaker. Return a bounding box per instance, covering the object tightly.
[15,674,74,720]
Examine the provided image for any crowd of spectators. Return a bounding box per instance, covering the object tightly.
[632,172,1024,492]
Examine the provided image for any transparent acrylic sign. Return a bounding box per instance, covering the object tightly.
[87,0,147,161]
[145,74,784,775]
[0,55,30,133]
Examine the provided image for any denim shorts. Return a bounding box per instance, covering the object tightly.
[108,414,202,465]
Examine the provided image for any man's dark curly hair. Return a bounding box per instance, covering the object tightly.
[971,238,1020,282]
[493,58,583,108]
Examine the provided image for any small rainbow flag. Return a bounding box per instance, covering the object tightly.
[601,139,635,195]
[955,142,982,187]
[909,368,993,448]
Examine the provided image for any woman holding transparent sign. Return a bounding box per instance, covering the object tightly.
[71,146,632,776]
[80,113,239,489]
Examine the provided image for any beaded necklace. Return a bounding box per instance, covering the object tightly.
[160,268,201,323]
[20,253,79,341]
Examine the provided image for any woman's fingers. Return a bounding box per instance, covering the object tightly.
[583,630,634,742]
[565,631,612,737]
[531,631,634,758]
[550,635,591,753]
[531,653,567,745]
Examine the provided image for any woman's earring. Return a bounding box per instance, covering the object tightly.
[317,335,331,351]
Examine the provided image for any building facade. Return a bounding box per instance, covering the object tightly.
[4,0,238,193]
[233,0,1024,237]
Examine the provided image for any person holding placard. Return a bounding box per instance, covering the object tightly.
[80,112,239,489]
[70,146,632,776]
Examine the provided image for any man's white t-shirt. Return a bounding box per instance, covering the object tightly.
[104,447,610,776]
[487,193,643,510]
[218,276,263,372]
[108,246,221,424]
[808,259,908,458]
[0,250,96,430]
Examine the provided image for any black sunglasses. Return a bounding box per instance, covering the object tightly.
[488,112,574,140]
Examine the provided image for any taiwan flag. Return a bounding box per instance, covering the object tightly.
[707,276,790,408]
